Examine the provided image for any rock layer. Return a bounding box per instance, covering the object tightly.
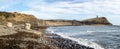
[44,17,112,26]
[0,25,94,49]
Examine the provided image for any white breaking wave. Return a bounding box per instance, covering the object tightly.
[48,30,105,49]
[86,30,120,33]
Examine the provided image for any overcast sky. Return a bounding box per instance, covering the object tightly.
[0,0,120,25]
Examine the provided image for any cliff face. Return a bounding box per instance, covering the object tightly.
[0,11,112,26]
[45,20,73,26]
[0,12,36,21]
[44,17,112,26]
[0,12,43,28]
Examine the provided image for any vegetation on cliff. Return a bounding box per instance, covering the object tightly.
[80,17,112,25]
[0,11,43,29]
[0,11,36,20]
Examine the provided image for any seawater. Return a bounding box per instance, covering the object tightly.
[46,26,120,49]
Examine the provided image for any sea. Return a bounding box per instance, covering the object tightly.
[46,26,120,49]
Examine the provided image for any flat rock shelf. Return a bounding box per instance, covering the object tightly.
[0,25,94,49]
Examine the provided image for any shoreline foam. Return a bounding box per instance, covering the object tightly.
[46,28,104,49]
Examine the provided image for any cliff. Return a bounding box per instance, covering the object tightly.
[0,11,44,28]
[0,11,112,26]
[0,12,36,22]
[45,20,73,26]
[44,17,112,26]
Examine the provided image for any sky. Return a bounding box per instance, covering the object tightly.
[0,0,120,25]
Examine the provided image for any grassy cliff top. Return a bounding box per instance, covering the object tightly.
[0,11,42,26]
[0,11,37,21]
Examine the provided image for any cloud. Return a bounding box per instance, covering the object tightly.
[0,0,120,25]
[24,0,120,15]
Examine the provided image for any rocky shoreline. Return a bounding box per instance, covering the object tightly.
[0,25,94,49]
[46,33,94,49]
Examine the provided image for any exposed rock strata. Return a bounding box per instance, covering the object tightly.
[45,17,112,26]
[0,25,94,49]
[0,12,42,28]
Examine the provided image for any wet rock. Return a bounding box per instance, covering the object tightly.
[48,34,94,49]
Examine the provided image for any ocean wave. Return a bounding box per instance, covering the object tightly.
[48,30,105,49]
[86,30,120,33]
